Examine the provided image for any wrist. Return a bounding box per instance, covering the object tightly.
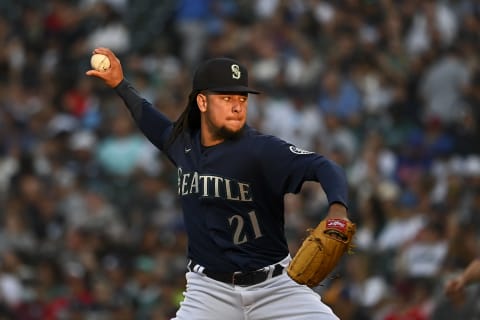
[326,203,348,220]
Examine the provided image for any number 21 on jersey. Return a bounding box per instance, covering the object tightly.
[228,211,263,245]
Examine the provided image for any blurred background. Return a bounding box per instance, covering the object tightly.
[0,0,480,319]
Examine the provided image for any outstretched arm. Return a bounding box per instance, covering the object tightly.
[85,47,174,151]
[445,258,480,297]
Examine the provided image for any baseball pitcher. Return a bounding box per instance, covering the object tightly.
[86,47,355,320]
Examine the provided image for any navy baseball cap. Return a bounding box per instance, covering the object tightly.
[192,58,260,94]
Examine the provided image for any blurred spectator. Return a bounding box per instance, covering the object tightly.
[352,194,386,252]
[353,56,395,119]
[126,255,162,320]
[66,130,101,181]
[101,254,133,308]
[404,0,458,55]
[317,67,363,128]
[348,130,397,203]
[260,93,324,150]
[284,39,324,97]
[43,262,94,320]
[395,221,448,279]
[85,2,131,54]
[382,277,437,320]
[0,200,37,256]
[453,105,480,156]
[173,0,212,67]
[323,252,391,320]
[418,46,470,125]
[63,184,126,241]
[374,181,427,270]
[0,251,26,310]
[96,111,160,177]
[36,258,64,303]
[62,77,101,130]
[321,114,358,166]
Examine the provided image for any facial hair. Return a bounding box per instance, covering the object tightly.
[215,124,245,141]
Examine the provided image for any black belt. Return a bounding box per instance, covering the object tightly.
[188,260,284,286]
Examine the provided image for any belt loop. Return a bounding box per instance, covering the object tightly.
[267,265,274,279]
[194,264,205,274]
[187,260,193,272]
[232,271,241,285]
[188,260,205,274]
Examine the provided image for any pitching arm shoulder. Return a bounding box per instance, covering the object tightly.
[114,79,173,151]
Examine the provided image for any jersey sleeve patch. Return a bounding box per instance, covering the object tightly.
[289,145,314,155]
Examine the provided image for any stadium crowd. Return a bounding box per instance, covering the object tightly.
[0,0,480,319]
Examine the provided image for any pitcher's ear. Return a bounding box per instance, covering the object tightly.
[197,93,207,112]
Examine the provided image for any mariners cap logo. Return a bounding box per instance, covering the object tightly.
[192,58,260,94]
[231,64,241,79]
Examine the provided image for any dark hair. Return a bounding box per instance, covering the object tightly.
[166,90,200,147]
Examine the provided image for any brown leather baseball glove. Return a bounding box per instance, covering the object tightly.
[287,218,356,287]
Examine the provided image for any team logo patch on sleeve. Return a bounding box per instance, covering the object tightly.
[289,146,314,155]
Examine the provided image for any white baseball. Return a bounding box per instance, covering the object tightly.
[90,53,111,72]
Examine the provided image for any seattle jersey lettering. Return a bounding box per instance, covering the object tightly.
[178,167,253,201]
